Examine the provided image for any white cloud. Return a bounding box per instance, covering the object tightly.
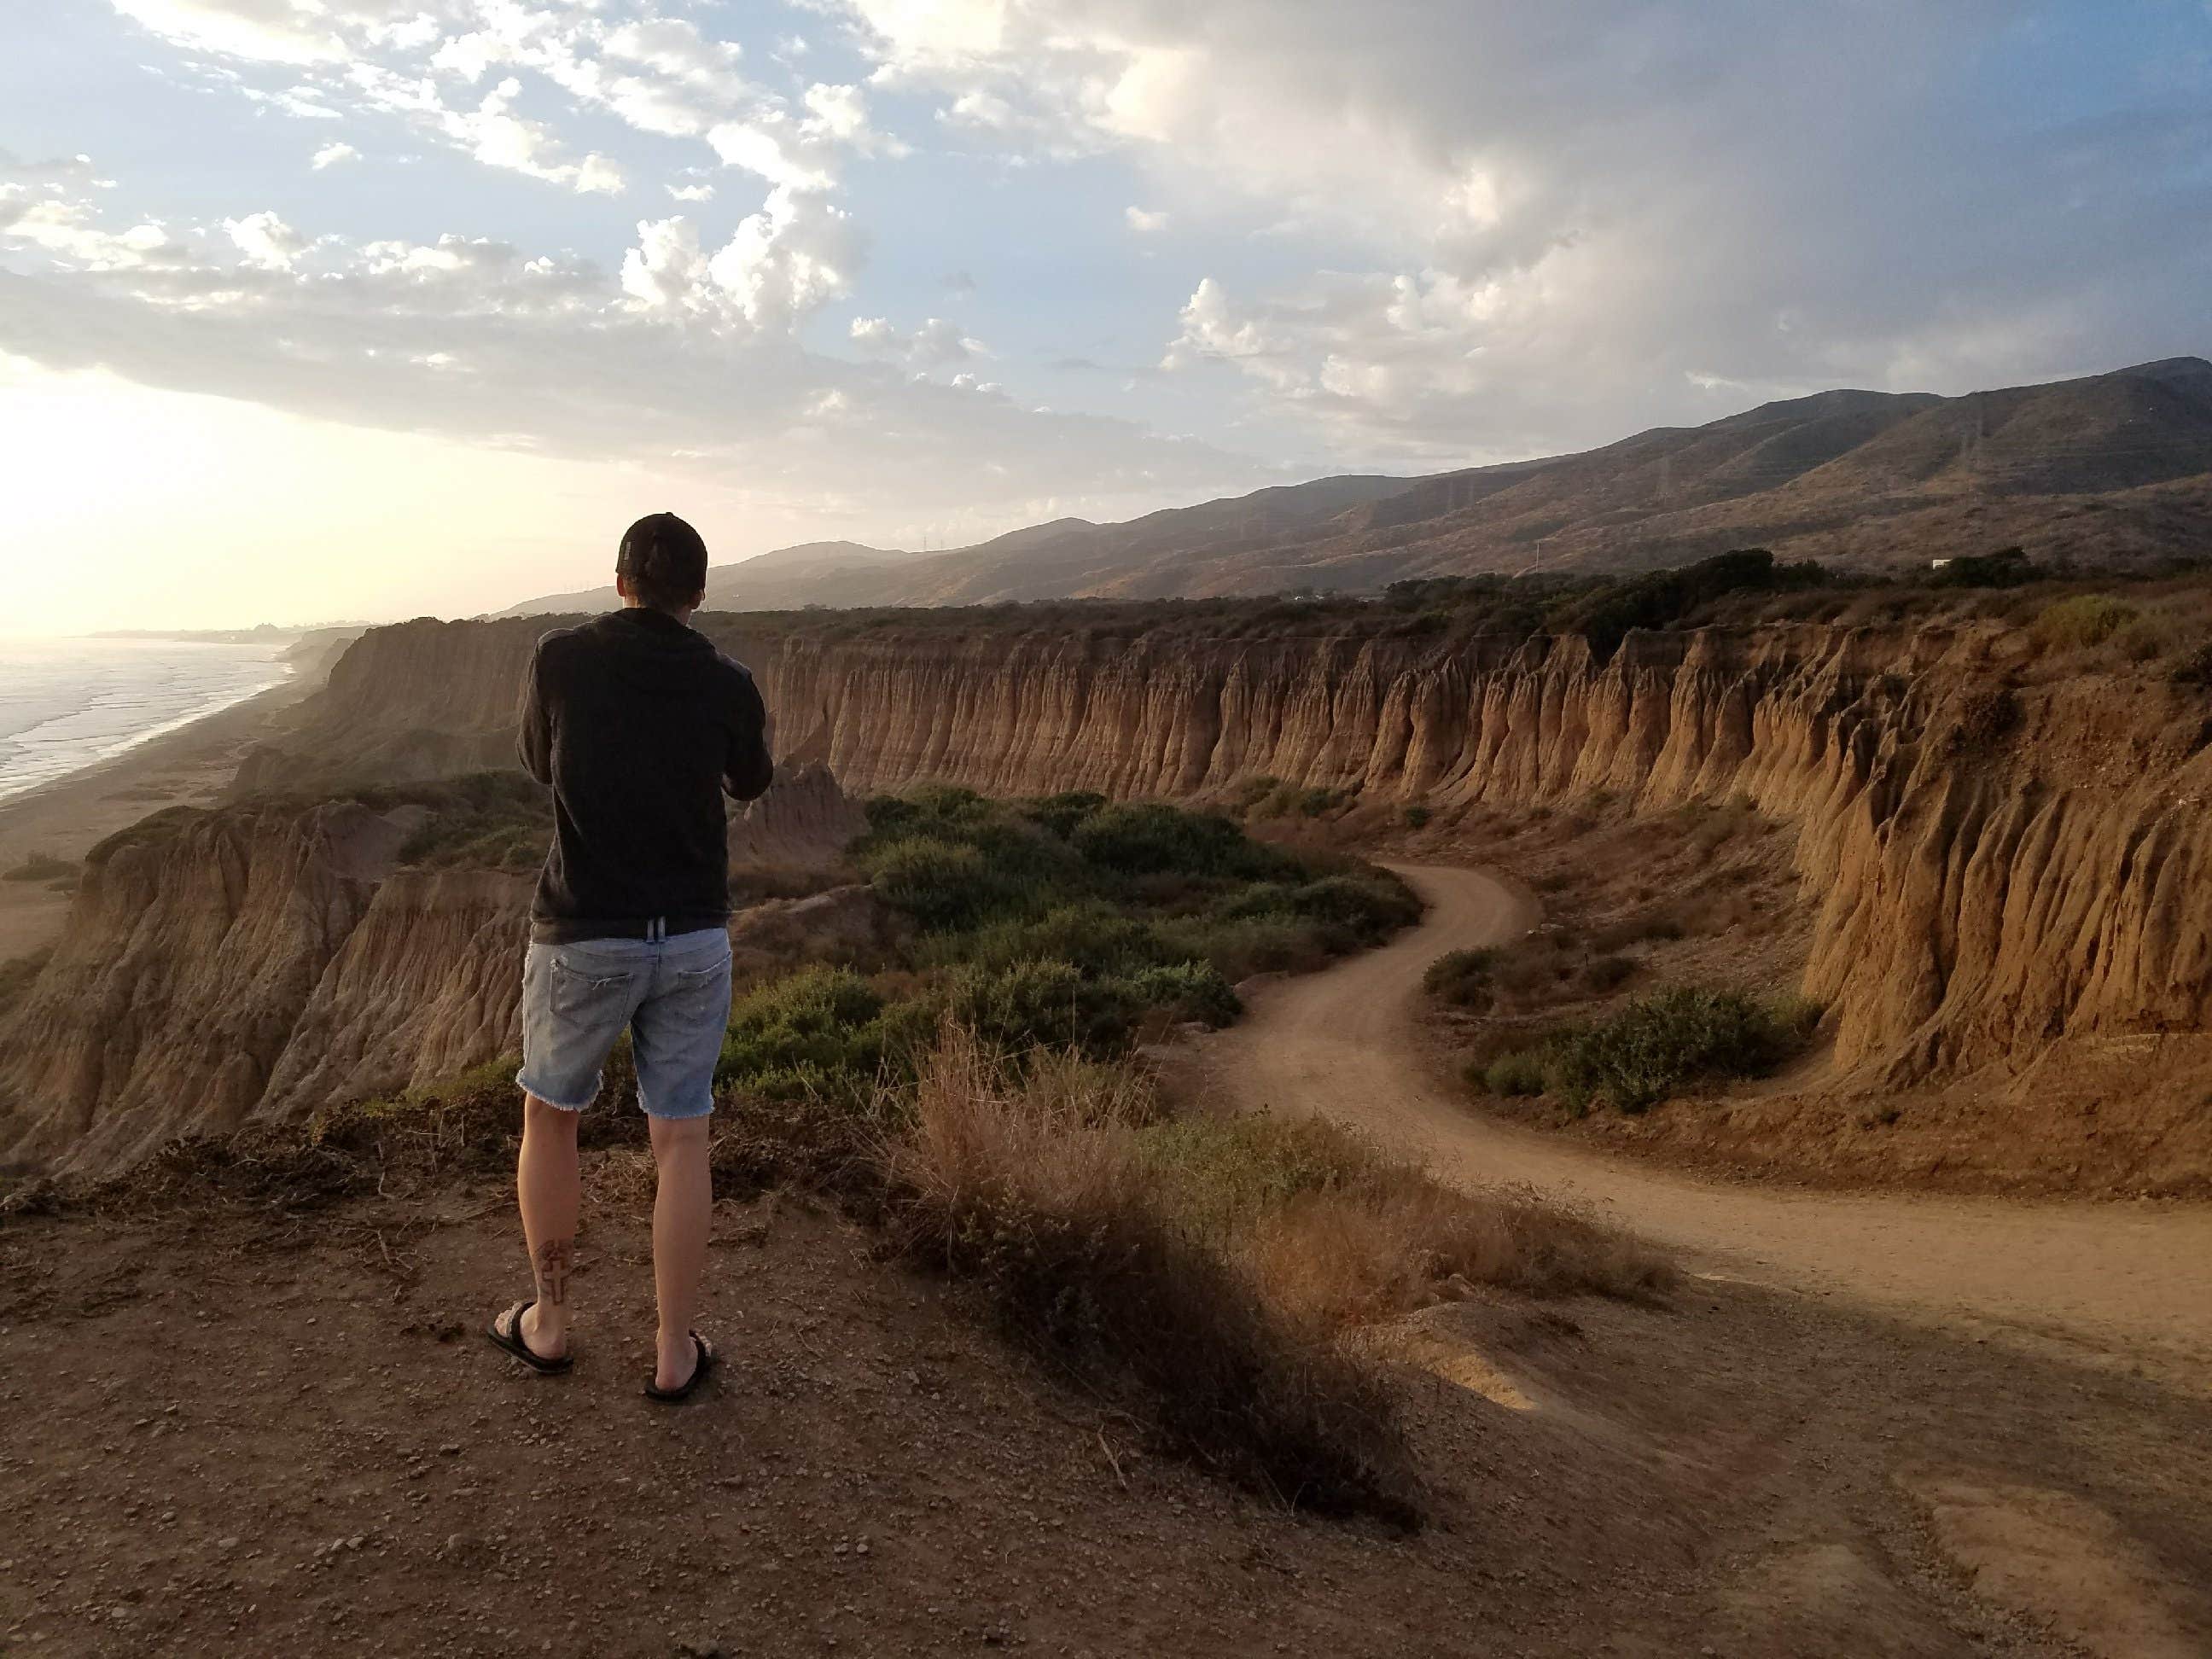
[706,84,888,192]
[310,141,360,170]
[849,314,984,369]
[707,116,838,193]
[0,169,1261,531]
[49,0,2212,493]
[453,77,626,195]
[0,199,183,270]
[224,209,308,270]
[109,0,344,64]
[707,186,862,329]
[825,0,2212,460]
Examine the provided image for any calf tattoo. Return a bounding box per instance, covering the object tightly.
[534,1237,574,1307]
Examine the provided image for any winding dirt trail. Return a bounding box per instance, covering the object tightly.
[1206,864,2212,1392]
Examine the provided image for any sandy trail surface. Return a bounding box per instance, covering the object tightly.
[1206,864,2212,1394]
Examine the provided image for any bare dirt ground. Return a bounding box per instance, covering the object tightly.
[1201,864,2212,1395]
[5,1167,2211,1657]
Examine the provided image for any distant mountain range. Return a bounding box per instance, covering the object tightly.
[501,356,2212,615]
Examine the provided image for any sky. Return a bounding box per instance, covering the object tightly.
[2,1,2209,633]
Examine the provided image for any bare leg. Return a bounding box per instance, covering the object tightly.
[649,1113,713,1391]
[517,1092,581,1359]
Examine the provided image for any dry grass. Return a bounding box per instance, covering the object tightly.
[872,1027,1673,1522]
[1252,1171,1674,1326]
[876,1027,1417,1521]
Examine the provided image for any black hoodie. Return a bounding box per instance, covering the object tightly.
[519,608,774,942]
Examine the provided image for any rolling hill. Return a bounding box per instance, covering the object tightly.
[502,356,2212,614]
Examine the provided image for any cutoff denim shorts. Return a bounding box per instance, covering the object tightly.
[515,927,732,1121]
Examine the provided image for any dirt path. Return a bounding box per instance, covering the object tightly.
[1206,864,2212,1393]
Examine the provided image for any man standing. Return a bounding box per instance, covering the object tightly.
[486,511,773,1401]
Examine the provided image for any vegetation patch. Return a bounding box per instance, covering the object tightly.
[707,787,1417,1101]
[1479,986,1821,1114]
[1545,549,1829,662]
[1421,947,1496,1010]
[386,771,551,870]
[2,853,77,884]
[2033,594,2139,650]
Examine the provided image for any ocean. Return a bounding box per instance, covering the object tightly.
[0,637,293,806]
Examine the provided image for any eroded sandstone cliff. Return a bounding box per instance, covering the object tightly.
[239,613,2212,1118]
[0,765,863,1173]
[12,606,2210,1184]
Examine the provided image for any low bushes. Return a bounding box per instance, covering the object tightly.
[734,789,1415,1096]
[388,771,550,870]
[716,967,932,1100]
[2034,594,2139,650]
[1421,948,1496,1010]
[1480,986,1821,1113]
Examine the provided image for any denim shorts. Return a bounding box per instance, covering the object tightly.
[515,928,732,1120]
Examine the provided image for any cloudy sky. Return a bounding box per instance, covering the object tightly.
[3,1,2209,632]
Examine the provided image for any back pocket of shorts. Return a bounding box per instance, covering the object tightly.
[665,955,731,1019]
[550,957,637,1018]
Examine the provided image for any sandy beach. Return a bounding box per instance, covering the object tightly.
[0,675,321,963]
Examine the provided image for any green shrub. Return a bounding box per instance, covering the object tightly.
[1151,915,1324,981]
[1212,872,1419,946]
[1295,785,1350,818]
[1019,791,1109,838]
[948,957,1127,1056]
[1118,960,1242,1029]
[1071,801,1281,879]
[2034,595,2139,649]
[717,966,914,1097]
[1422,948,1495,1010]
[1481,1051,1549,1097]
[1547,549,1827,661]
[858,835,1013,930]
[1402,805,1432,830]
[392,771,550,869]
[1503,986,1820,1114]
[920,900,1164,977]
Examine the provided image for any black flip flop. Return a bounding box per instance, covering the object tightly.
[485,1299,573,1375]
[644,1332,716,1404]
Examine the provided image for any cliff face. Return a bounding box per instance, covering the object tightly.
[0,801,417,1173]
[241,614,2212,1108]
[0,766,861,1174]
[16,606,2212,1179]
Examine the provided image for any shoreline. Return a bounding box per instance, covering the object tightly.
[0,673,321,963]
[0,662,296,811]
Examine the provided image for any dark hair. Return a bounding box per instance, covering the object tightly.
[617,512,709,612]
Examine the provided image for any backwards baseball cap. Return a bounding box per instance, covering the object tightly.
[616,510,708,603]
